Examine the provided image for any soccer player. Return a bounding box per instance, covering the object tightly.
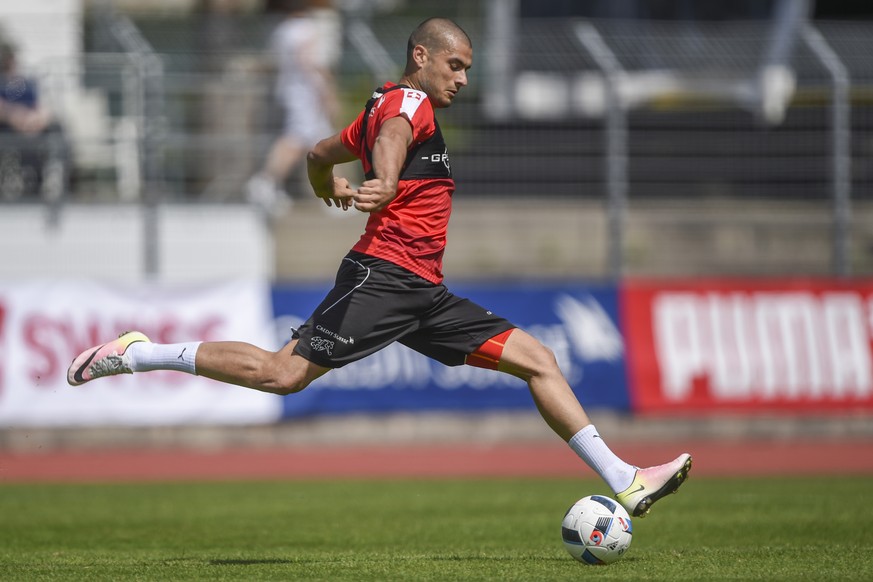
[68,17,691,517]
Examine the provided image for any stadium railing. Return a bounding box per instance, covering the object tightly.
[2,7,872,281]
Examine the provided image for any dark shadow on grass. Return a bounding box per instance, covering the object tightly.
[210,559,299,566]
[210,555,571,566]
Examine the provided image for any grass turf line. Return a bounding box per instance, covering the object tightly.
[1,477,871,581]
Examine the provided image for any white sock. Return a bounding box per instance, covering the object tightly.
[568,424,637,494]
[127,341,201,374]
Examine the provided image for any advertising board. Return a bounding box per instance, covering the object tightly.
[623,279,873,413]
[273,283,631,417]
[0,280,280,426]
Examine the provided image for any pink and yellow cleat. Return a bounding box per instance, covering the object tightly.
[615,453,692,517]
[67,331,150,386]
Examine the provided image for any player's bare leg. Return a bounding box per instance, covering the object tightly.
[68,332,329,395]
[495,328,691,517]
[495,328,590,441]
[194,339,330,395]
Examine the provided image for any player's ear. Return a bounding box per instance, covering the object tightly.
[412,44,428,68]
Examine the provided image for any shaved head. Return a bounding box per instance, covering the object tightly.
[400,17,473,108]
[405,18,471,70]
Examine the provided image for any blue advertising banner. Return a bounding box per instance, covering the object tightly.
[272,282,630,417]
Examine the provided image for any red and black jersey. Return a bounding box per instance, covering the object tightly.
[340,83,454,284]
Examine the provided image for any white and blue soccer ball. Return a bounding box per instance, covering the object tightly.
[561,494,633,565]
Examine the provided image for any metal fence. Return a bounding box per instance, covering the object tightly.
[3,6,873,279]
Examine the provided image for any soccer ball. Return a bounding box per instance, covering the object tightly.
[561,495,633,565]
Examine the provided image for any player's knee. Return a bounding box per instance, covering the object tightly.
[271,369,312,395]
[528,342,561,377]
[262,354,312,395]
[499,330,563,381]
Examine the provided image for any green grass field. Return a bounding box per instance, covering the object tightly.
[2,476,871,581]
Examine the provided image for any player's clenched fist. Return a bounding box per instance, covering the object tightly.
[354,178,398,212]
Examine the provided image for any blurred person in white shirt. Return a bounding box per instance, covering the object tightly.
[246,0,342,219]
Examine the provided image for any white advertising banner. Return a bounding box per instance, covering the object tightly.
[0,280,282,426]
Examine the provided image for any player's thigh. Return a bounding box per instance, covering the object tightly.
[400,294,513,366]
[293,254,421,367]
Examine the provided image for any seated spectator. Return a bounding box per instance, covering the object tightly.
[0,41,68,201]
[0,42,53,135]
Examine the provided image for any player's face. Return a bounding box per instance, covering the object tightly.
[420,39,472,108]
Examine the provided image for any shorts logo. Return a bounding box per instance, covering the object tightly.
[310,336,335,355]
[315,324,352,345]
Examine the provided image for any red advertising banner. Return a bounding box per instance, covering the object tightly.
[623,279,873,414]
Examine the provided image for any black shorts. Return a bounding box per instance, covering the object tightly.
[293,251,515,368]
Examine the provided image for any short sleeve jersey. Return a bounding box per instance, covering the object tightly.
[340,82,454,284]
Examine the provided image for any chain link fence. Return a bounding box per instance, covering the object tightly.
[2,4,872,279]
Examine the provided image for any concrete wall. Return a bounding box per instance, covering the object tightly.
[273,197,873,282]
[0,204,272,283]
[4,198,871,284]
